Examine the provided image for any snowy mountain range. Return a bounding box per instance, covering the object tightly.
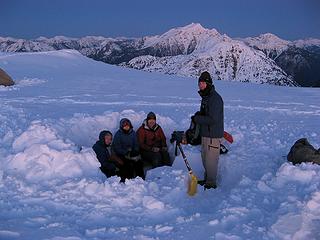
[1,23,320,87]
[242,34,320,87]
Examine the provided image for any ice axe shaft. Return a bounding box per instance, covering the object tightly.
[177,144,192,173]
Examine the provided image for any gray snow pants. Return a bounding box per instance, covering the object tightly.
[201,137,220,185]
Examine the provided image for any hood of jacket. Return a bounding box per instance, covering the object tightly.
[98,130,112,146]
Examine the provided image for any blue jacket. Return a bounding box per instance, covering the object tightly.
[112,119,139,156]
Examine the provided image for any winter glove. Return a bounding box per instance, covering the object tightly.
[192,111,201,122]
[125,151,131,159]
[152,147,160,153]
[129,151,141,161]
[130,155,141,162]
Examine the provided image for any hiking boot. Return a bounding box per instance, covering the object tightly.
[197,180,206,186]
[204,182,217,190]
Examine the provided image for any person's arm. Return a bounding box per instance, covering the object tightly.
[194,97,221,125]
[193,113,215,125]
[109,152,124,166]
[158,127,167,148]
[133,131,140,153]
[92,144,116,170]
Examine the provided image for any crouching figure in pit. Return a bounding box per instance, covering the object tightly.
[137,112,171,176]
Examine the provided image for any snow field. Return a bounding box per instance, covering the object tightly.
[0,50,319,239]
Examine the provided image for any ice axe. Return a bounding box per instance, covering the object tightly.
[170,131,198,196]
[176,143,198,196]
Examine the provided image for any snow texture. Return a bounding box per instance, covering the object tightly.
[0,50,319,239]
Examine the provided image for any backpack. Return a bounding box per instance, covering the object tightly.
[185,119,201,146]
[287,138,320,165]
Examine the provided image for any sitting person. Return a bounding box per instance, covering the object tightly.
[92,130,124,178]
[112,118,145,181]
[137,112,171,173]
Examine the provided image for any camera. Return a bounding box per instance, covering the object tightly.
[170,131,186,144]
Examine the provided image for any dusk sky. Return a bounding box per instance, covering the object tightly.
[1,0,319,40]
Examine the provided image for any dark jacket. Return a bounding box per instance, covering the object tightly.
[112,119,139,156]
[287,138,320,165]
[92,131,117,172]
[137,120,167,152]
[194,86,224,138]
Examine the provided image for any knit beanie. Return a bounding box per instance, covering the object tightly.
[147,112,156,120]
[198,71,213,85]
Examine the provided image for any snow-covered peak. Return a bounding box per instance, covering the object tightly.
[80,36,108,41]
[142,23,226,55]
[78,36,112,48]
[259,33,288,42]
[0,36,18,42]
[293,38,320,48]
[177,22,204,30]
[241,33,291,59]
[36,36,50,41]
[146,23,221,42]
[174,23,208,34]
[243,33,290,50]
[48,36,78,41]
[160,23,210,37]
[168,23,222,41]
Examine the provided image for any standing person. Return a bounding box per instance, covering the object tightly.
[92,130,124,178]
[112,118,145,181]
[137,112,171,173]
[192,71,224,189]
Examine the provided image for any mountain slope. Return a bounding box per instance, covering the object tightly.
[242,34,320,87]
[124,38,296,86]
[242,33,290,59]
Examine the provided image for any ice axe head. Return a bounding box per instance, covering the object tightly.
[187,173,198,196]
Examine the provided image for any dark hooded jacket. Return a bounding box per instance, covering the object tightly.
[92,130,117,172]
[194,85,224,138]
[112,118,139,156]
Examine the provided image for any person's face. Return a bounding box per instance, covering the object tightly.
[147,119,156,128]
[104,134,112,145]
[198,81,207,91]
[122,123,130,131]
